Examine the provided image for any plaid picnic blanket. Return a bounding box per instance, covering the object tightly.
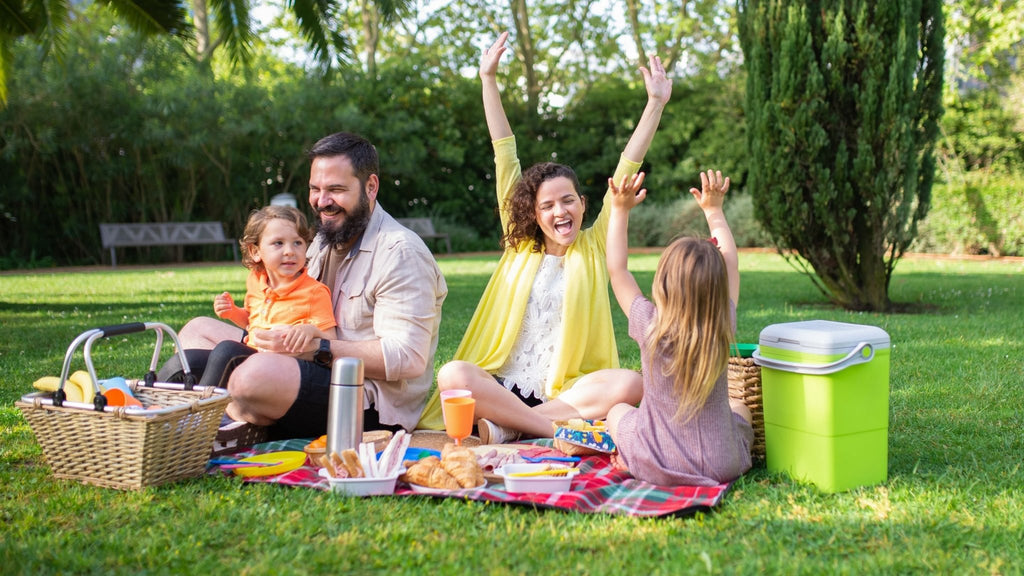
[210,438,731,518]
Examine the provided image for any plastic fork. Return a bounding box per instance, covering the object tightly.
[521,455,580,463]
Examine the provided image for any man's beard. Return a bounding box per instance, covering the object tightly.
[317,191,372,249]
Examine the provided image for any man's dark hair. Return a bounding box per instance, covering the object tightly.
[308,132,379,185]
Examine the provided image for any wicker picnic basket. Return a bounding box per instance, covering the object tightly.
[16,322,230,490]
[728,353,765,462]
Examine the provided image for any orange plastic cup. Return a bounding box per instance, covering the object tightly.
[442,396,475,446]
[103,388,143,408]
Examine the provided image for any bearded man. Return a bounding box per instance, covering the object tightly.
[162,132,447,447]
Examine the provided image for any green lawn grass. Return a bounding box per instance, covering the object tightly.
[1,252,1022,574]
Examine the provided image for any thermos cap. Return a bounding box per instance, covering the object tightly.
[331,357,364,386]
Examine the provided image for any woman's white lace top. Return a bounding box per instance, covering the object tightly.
[495,254,565,401]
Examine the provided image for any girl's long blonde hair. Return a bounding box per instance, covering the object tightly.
[646,237,733,423]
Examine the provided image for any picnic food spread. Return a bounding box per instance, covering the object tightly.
[400,443,485,490]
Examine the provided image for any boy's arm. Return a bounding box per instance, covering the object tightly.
[481,31,513,141]
[606,173,647,314]
[281,324,334,355]
[691,170,739,306]
[214,292,249,328]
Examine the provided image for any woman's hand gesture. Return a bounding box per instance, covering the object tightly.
[480,31,509,80]
[639,55,672,107]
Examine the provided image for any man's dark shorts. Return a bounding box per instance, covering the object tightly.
[159,352,399,440]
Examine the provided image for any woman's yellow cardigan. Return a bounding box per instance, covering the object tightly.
[417,136,641,430]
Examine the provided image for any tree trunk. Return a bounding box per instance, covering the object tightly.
[362,0,380,77]
[510,0,540,119]
[193,0,212,61]
[624,0,647,65]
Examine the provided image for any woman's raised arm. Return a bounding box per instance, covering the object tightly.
[621,55,673,163]
[480,31,513,141]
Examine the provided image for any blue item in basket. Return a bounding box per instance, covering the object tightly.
[402,447,440,461]
[554,420,617,453]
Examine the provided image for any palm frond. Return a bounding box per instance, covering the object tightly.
[1,0,43,35]
[95,0,191,37]
[211,0,255,66]
[0,38,10,106]
[288,0,351,70]
[372,0,413,26]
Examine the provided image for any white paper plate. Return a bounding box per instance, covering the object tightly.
[407,480,485,494]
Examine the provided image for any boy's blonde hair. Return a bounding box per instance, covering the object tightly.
[239,205,314,271]
[646,237,733,423]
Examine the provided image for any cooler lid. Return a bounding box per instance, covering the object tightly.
[758,320,890,354]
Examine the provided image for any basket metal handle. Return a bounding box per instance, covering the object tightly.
[751,341,874,375]
[53,322,196,410]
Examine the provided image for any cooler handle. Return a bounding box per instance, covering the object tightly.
[752,342,874,375]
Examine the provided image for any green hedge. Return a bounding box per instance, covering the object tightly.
[912,172,1024,256]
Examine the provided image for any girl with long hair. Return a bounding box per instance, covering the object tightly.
[605,170,753,485]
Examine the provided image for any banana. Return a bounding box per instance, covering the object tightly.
[68,370,96,403]
[60,377,85,403]
[32,376,61,392]
[32,372,97,403]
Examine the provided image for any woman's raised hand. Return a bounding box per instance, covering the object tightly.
[639,55,672,106]
[480,31,509,80]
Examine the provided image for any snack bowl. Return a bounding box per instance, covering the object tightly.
[304,430,395,465]
[318,468,399,496]
[495,463,579,494]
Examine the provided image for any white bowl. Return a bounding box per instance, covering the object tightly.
[495,463,579,494]
[318,468,399,496]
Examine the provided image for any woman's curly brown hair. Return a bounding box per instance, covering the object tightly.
[501,162,583,252]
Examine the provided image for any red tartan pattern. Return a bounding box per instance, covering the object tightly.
[210,438,730,518]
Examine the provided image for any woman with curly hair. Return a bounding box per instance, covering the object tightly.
[418,31,672,443]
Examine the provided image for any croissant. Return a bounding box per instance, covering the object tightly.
[441,444,477,464]
[427,466,462,490]
[442,458,484,488]
[400,457,440,485]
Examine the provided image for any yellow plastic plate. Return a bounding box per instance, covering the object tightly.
[232,451,307,478]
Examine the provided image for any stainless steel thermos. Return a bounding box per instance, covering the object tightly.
[326,357,364,456]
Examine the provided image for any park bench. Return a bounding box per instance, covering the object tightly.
[396,218,451,254]
[99,222,239,268]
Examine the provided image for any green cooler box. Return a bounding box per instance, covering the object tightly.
[753,320,890,492]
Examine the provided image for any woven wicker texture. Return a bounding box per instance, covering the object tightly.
[728,356,765,461]
[408,429,481,451]
[17,381,230,490]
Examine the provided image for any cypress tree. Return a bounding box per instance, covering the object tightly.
[738,0,944,311]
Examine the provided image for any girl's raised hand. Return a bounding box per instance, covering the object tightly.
[608,172,648,211]
[639,55,672,106]
[480,31,509,80]
[689,169,730,212]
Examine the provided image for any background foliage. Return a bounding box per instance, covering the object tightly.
[0,0,1021,270]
